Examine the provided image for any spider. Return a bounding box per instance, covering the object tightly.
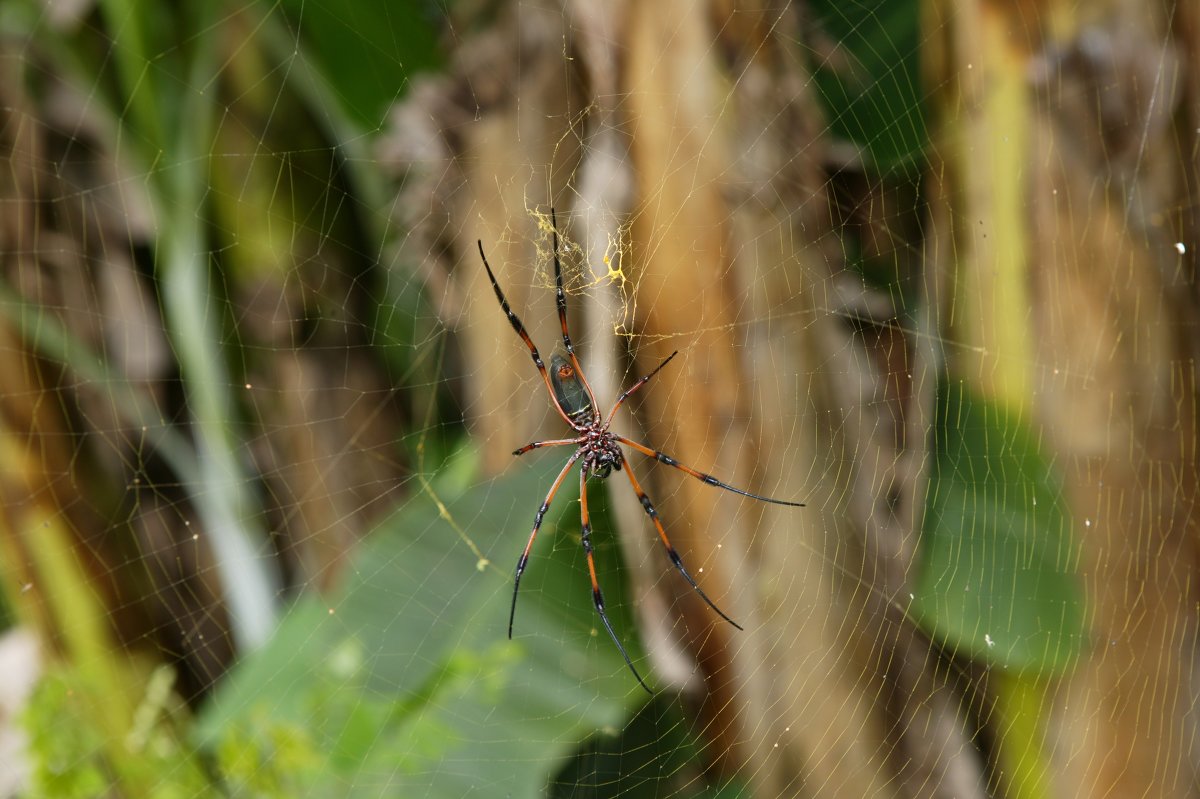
[478,209,803,693]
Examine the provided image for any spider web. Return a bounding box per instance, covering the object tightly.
[0,0,1197,798]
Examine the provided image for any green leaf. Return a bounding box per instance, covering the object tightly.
[550,696,749,798]
[912,381,1087,675]
[266,0,443,130]
[197,454,649,797]
[808,0,926,173]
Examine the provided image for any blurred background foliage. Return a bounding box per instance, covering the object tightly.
[0,0,713,794]
[0,0,1196,797]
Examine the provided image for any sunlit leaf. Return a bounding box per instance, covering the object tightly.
[198,455,648,796]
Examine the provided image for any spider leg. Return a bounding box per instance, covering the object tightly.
[619,458,744,630]
[512,438,582,457]
[550,207,600,421]
[580,467,653,694]
[616,436,805,507]
[478,240,581,429]
[510,452,581,638]
[604,351,679,426]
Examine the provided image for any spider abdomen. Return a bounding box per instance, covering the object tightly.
[550,353,593,421]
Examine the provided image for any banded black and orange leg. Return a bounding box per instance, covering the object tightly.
[512,438,581,457]
[510,452,582,638]
[478,240,581,429]
[619,459,743,630]
[604,351,679,427]
[549,207,599,418]
[580,466,652,694]
[616,436,805,508]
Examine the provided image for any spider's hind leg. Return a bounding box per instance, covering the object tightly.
[619,457,745,631]
[580,467,653,694]
[512,438,578,457]
[509,453,580,638]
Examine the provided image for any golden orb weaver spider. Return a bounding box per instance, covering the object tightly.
[478,209,803,693]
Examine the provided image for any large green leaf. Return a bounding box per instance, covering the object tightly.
[550,697,749,798]
[266,0,442,129]
[196,453,650,797]
[912,381,1087,675]
[808,0,926,173]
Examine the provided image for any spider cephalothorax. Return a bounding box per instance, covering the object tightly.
[580,425,624,479]
[478,208,803,693]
